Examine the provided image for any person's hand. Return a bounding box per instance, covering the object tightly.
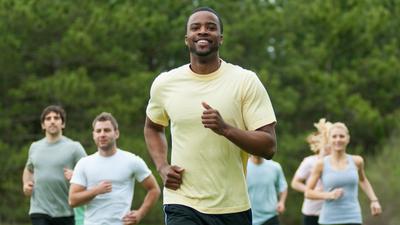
[275,202,286,215]
[328,188,344,200]
[63,168,73,181]
[95,181,112,194]
[159,165,184,190]
[23,181,34,196]
[201,102,228,135]
[122,210,144,225]
[370,201,382,216]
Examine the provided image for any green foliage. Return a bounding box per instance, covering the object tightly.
[359,131,400,225]
[0,0,399,224]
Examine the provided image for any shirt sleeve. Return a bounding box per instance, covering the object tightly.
[70,159,87,187]
[133,156,152,183]
[25,144,35,171]
[73,142,87,165]
[276,164,288,193]
[146,73,170,126]
[294,157,313,180]
[242,72,276,131]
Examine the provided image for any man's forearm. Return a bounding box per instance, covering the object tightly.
[223,124,276,159]
[144,119,169,171]
[22,167,34,184]
[278,189,288,204]
[69,186,98,208]
[137,188,160,216]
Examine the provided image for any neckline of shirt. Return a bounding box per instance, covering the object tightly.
[186,59,227,81]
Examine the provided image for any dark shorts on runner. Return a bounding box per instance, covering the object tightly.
[302,214,319,225]
[261,215,280,225]
[30,214,75,225]
[320,224,361,225]
[164,204,252,225]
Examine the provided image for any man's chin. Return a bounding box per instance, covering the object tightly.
[194,51,212,57]
[189,47,217,57]
[47,130,60,135]
[99,146,112,151]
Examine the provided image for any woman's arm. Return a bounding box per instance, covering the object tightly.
[353,155,382,216]
[305,159,344,200]
[291,175,306,193]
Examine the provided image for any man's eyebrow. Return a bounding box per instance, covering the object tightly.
[190,22,218,26]
[190,22,201,27]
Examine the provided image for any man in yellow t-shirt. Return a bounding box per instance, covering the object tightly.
[144,6,277,225]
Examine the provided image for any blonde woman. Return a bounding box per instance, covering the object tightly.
[305,122,382,225]
[291,119,331,225]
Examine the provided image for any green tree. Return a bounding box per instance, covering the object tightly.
[1,0,400,224]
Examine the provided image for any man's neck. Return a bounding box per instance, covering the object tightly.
[189,55,221,74]
[45,133,63,143]
[98,146,118,157]
[250,156,264,165]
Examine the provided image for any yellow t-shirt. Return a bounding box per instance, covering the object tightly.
[146,59,276,214]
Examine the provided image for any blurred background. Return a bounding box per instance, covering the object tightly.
[0,0,399,224]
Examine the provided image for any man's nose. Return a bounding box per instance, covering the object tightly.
[198,26,207,34]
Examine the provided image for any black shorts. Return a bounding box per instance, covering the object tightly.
[320,224,361,225]
[261,216,280,225]
[302,214,319,225]
[30,214,74,225]
[164,204,252,225]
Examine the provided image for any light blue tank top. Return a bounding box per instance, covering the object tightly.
[318,154,362,224]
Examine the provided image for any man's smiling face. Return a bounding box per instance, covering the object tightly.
[185,10,223,57]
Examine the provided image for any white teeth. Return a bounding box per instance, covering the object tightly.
[198,40,208,43]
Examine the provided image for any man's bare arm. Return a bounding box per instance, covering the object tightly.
[69,181,112,208]
[122,175,161,224]
[144,117,184,190]
[22,168,34,196]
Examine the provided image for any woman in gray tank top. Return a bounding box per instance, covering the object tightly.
[304,122,382,225]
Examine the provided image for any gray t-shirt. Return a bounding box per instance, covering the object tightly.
[26,136,87,217]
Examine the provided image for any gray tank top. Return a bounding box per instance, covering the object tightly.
[318,154,362,224]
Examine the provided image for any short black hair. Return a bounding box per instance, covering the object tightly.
[41,105,66,124]
[185,7,223,34]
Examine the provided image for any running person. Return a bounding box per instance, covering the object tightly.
[23,105,87,225]
[144,6,277,225]
[69,112,160,225]
[247,155,288,225]
[305,122,382,225]
[291,118,331,225]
